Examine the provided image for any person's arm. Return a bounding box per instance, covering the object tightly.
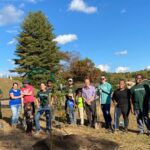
[130,95,135,115]
[112,91,117,106]
[89,87,96,102]
[9,93,22,99]
[101,84,112,95]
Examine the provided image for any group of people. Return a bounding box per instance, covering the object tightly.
[0,74,150,137]
[8,80,54,135]
[65,75,150,136]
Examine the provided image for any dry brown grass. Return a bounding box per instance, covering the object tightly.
[0,107,150,150]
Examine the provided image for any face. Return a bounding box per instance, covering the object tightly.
[85,79,90,87]
[68,80,73,85]
[40,83,46,91]
[135,76,142,84]
[13,83,18,90]
[101,76,106,84]
[23,83,28,87]
[47,82,52,88]
[78,92,82,96]
[119,80,126,90]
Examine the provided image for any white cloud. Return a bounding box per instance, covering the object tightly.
[121,8,127,14]
[6,29,18,34]
[69,0,97,14]
[115,50,128,56]
[145,66,150,70]
[0,5,24,26]
[116,66,130,73]
[97,64,110,72]
[7,38,17,45]
[53,34,78,45]
[7,59,15,65]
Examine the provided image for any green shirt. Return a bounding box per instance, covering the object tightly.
[37,90,49,106]
[77,97,84,108]
[130,83,150,110]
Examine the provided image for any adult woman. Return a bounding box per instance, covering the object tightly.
[9,82,22,127]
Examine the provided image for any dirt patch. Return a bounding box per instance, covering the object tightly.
[33,134,119,150]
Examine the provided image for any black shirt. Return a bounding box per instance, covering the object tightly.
[112,88,130,107]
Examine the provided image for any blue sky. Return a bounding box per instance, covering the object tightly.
[0,0,150,76]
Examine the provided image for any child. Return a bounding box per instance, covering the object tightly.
[24,103,33,136]
[76,89,84,126]
[65,93,76,125]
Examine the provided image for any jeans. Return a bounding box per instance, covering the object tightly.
[135,109,150,133]
[85,101,97,126]
[101,104,112,128]
[10,104,21,125]
[69,110,76,124]
[35,106,51,131]
[78,107,84,125]
[114,106,129,129]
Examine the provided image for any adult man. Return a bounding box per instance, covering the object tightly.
[112,79,130,132]
[35,83,51,134]
[98,75,113,131]
[130,74,150,135]
[82,78,96,128]
[0,88,3,119]
[65,78,76,95]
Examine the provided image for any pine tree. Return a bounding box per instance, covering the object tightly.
[11,11,66,86]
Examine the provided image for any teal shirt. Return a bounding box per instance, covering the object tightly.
[98,82,112,104]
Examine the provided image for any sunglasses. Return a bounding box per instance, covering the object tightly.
[101,78,105,80]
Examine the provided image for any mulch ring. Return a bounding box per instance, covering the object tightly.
[33,134,119,150]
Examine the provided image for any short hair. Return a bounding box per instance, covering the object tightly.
[47,80,53,84]
[84,76,91,82]
[135,74,143,79]
[13,82,18,86]
[119,79,126,83]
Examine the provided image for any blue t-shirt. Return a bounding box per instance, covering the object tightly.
[9,89,21,106]
[67,98,75,111]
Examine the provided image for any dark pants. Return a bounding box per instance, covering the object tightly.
[85,101,97,126]
[101,104,112,128]
[135,108,150,133]
[114,106,129,129]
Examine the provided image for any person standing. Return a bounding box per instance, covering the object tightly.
[130,74,150,135]
[0,88,3,119]
[9,82,22,127]
[98,75,113,132]
[82,78,97,128]
[35,83,51,134]
[76,89,84,126]
[65,93,76,125]
[112,79,130,133]
[21,80,35,115]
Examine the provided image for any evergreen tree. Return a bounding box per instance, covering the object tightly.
[11,11,67,86]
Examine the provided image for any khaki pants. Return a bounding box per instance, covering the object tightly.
[78,107,84,125]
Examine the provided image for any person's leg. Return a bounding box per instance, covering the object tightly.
[85,104,92,126]
[73,110,76,124]
[35,107,44,131]
[10,105,18,125]
[79,107,84,125]
[45,107,51,130]
[91,101,97,126]
[114,107,121,130]
[16,104,21,124]
[135,110,144,133]
[121,106,129,130]
[104,104,112,128]
[101,104,108,128]
[143,107,150,133]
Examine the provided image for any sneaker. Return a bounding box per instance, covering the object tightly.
[45,130,50,135]
[34,130,41,136]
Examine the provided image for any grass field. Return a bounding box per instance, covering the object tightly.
[0,78,150,150]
